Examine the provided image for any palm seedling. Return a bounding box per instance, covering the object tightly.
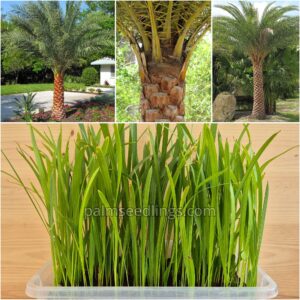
[214,1,298,119]
[3,124,295,287]
[14,92,37,122]
[117,1,211,122]
[8,1,113,120]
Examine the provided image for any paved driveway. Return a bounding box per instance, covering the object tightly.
[1,91,98,121]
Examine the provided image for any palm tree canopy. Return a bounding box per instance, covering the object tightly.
[118,1,211,63]
[214,1,299,62]
[8,1,102,74]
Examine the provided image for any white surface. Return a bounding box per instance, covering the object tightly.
[100,65,115,86]
[26,261,278,299]
[1,91,95,121]
[91,57,115,65]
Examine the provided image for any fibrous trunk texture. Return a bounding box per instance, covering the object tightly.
[51,73,66,121]
[141,63,185,122]
[117,1,211,122]
[251,62,266,119]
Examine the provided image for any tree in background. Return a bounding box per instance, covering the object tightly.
[117,1,210,122]
[214,1,298,119]
[85,1,114,16]
[263,48,299,114]
[81,1,115,60]
[6,1,114,120]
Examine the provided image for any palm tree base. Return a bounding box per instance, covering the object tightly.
[51,111,66,121]
[249,113,266,120]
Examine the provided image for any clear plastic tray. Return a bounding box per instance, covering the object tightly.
[26,261,278,299]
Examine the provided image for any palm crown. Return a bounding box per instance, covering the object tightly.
[7,1,108,120]
[10,1,94,75]
[214,1,298,119]
[214,1,298,63]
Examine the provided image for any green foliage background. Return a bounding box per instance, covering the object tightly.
[116,34,212,122]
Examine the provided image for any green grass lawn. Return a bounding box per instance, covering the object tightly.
[276,98,299,122]
[1,83,86,95]
[234,97,299,122]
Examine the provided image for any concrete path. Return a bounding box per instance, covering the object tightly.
[1,91,98,121]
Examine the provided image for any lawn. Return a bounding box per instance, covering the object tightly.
[1,83,85,95]
[234,97,299,122]
[276,98,299,122]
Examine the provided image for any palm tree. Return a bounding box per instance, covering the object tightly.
[117,1,211,122]
[214,1,298,119]
[9,1,102,120]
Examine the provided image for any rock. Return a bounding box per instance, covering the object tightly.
[163,105,178,120]
[174,115,185,122]
[145,109,162,122]
[170,86,184,104]
[126,105,140,116]
[161,76,178,93]
[213,92,236,122]
[150,92,170,109]
[143,84,160,99]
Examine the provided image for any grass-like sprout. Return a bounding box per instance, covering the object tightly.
[2,124,294,287]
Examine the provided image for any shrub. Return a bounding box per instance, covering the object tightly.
[81,67,98,86]
[64,75,82,84]
[3,124,294,287]
[13,92,37,122]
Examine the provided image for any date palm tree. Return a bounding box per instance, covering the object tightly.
[9,1,102,120]
[214,1,298,119]
[117,1,211,122]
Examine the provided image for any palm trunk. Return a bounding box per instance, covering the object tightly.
[51,72,66,121]
[140,64,185,122]
[265,96,276,115]
[251,62,266,119]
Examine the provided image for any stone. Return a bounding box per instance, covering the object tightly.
[143,84,160,99]
[126,104,140,117]
[213,92,236,122]
[170,86,184,104]
[161,76,178,93]
[174,115,185,122]
[150,92,170,109]
[163,105,178,120]
[178,102,185,115]
[145,109,162,122]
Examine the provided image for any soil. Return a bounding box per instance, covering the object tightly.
[12,99,114,122]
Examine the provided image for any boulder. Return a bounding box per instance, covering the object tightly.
[213,92,236,122]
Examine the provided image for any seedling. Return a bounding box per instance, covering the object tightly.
[3,124,294,287]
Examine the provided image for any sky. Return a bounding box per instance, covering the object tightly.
[213,0,299,17]
[1,1,88,16]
